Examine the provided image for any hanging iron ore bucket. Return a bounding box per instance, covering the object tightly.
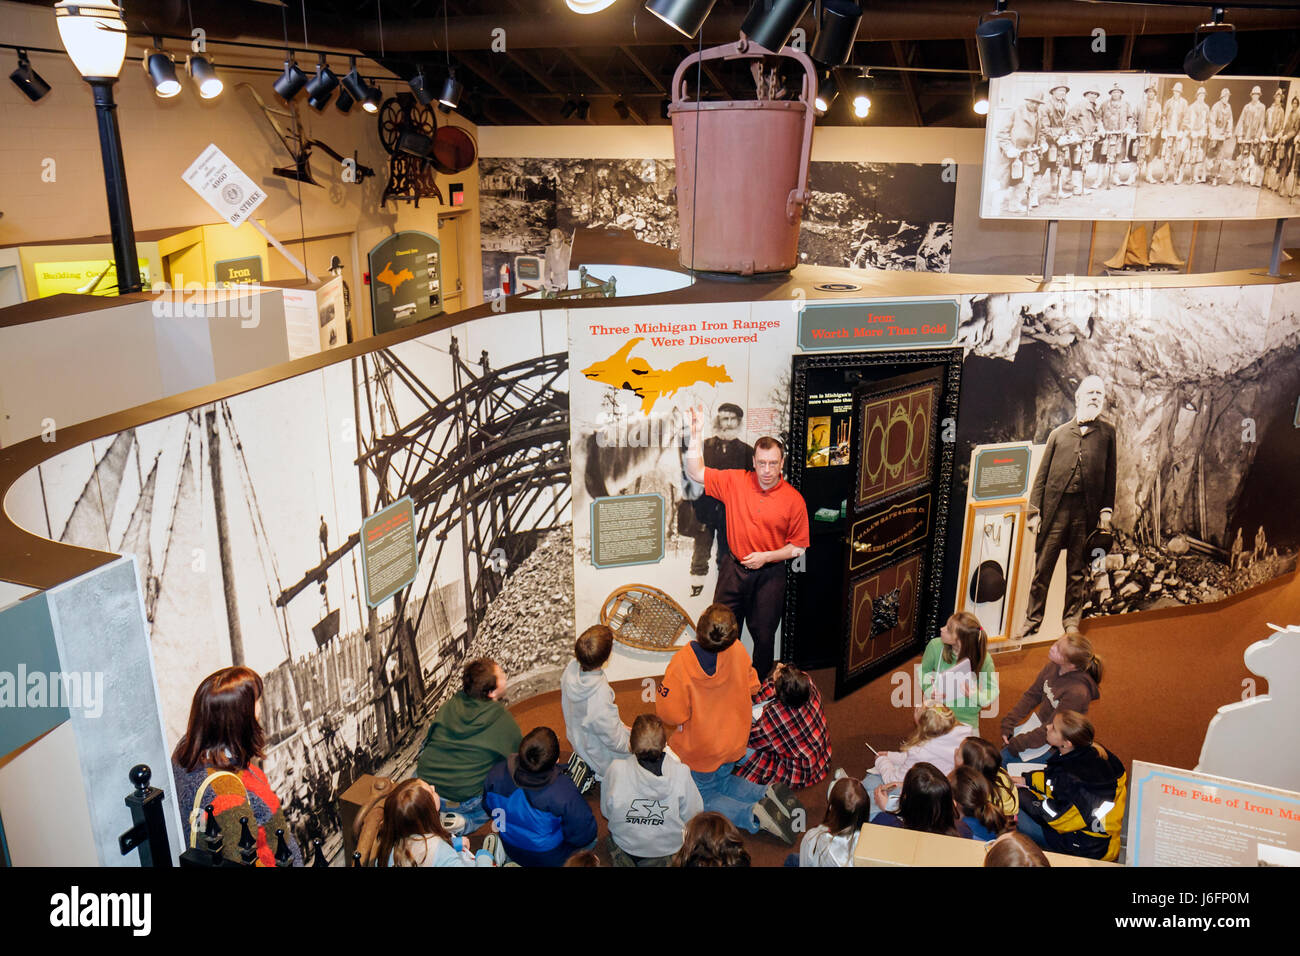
[670,38,816,276]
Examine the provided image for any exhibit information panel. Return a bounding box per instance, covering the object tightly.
[1128,761,1300,866]
[591,494,665,569]
[799,299,958,351]
[361,497,418,607]
[972,445,1032,500]
[368,230,443,335]
[982,72,1300,221]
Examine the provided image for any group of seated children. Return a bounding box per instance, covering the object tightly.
[398,602,831,865]
[387,606,1124,867]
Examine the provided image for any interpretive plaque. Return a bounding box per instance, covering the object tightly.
[360,497,418,607]
[591,494,664,568]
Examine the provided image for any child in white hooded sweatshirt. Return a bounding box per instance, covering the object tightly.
[601,714,704,866]
[560,625,631,781]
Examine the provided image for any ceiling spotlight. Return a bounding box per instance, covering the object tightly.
[567,0,619,10]
[814,71,839,113]
[973,80,990,115]
[852,73,872,119]
[10,49,52,101]
[341,57,370,101]
[187,55,223,99]
[560,97,579,119]
[439,70,462,110]
[362,83,383,113]
[976,1,1019,79]
[614,98,630,119]
[143,44,181,98]
[274,54,309,101]
[54,0,127,79]
[644,0,719,39]
[811,0,861,67]
[305,58,338,110]
[741,0,810,53]
[336,85,355,113]
[575,98,591,121]
[1185,7,1237,82]
[409,68,434,107]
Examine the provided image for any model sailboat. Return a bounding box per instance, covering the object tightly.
[1103,222,1185,274]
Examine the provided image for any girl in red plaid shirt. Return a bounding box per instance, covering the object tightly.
[734,664,832,789]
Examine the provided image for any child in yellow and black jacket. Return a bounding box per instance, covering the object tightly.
[1015,710,1126,862]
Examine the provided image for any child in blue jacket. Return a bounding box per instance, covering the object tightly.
[484,726,598,867]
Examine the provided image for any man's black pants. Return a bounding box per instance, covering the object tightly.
[713,555,785,679]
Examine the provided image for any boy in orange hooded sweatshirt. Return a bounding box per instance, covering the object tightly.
[655,604,795,843]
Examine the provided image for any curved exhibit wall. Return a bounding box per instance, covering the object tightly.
[2,272,1298,860]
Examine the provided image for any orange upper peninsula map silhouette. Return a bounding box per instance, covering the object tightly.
[376,260,414,296]
[581,338,732,414]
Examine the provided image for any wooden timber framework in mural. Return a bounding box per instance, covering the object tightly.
[275,342,572,761]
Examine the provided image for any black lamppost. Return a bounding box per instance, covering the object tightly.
[55,1,142,294]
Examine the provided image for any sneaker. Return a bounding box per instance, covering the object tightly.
[481,832,508,866]
[441,812,467,836]
[753,796,798,845]
[1013,622,1040,641]
[764,781,803,821]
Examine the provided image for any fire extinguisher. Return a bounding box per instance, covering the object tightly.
[499,263,511,296]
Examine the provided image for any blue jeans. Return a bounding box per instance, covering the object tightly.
[691,762,767,833]
[439,793,489,833]
[1015,807,1050,848]
[863,772,897,821]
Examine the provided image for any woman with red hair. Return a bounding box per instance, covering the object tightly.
[172,666,302,866]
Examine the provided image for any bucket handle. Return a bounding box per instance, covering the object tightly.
[671,38,817,226]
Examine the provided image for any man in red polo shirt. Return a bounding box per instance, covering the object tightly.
[684,406,810,679]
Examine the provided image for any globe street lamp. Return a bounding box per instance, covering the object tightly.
[55,1,142,294]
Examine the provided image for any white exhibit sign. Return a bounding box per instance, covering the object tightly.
[182,144,267,228]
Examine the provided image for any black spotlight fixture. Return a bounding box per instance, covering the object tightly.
[741,0,810,52]
[814,70,839,113]
[575,97,591,121]
[560,97,579,119]
[10,49,51,102]
[305,56,339,111]
[975,0,1019,79]
[1185,7,1237,81]
[144,42,181,98]
[439,69,463,111]
[341,56,370,102]
[810,0,861,67]
[274,53,309,101]
[362,83,383,113]
[187,54,223,99]
[336,85,355,113]
[409,67,434,107]
[644,0,719,39]
[614,98,630,120]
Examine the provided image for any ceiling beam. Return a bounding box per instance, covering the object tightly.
[620,45,666,95]
[678,45,737,101]
[454,51,550,125]
[560,49,646,124]
[1043,34,1054,71]
[892,41,924,126]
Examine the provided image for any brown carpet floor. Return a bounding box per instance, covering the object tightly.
[502,570,1299,867]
